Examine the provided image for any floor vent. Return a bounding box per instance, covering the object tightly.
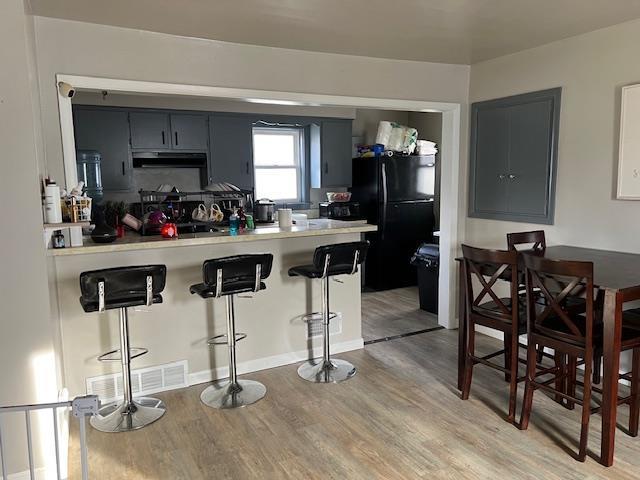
[86,360,188,403]
[307,312,342,339]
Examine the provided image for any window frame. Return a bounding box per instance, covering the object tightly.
[252,126,305,203]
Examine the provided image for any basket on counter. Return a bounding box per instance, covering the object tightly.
[62,196,92,223]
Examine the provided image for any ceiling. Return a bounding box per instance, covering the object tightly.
[28,0,640,64]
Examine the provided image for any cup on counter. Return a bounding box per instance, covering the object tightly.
[278,208,293,228]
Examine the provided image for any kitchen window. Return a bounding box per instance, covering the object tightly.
[252,127,303,202]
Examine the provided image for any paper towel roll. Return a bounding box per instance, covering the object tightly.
[375,121,393,147]
[278,208,293,228]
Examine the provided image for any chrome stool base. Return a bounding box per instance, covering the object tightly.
[201,379,266,409]
[297,358,356,383]
[90,397,166,433]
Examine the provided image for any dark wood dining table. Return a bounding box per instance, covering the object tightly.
[457,245,640,466]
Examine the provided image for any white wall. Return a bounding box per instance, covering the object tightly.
[467,17,640,252]
[0,1,61,475]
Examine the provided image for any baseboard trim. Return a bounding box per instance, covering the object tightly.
[188,338,364,386]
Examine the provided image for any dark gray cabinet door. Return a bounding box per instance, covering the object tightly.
[469,88,561,224]
[208,115,254,190]
[472,107,509,214]
[170,114,208,150]
[321,120,353,187]
[73,108,131,192]
[129,112,170,149]
[507,100,554,217]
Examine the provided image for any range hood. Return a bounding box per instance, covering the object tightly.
[132,152,207,168]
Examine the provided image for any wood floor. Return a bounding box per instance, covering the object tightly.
[69,288,640,479]
[361,287,440,342]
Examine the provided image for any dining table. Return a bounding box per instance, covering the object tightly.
[457,244,640,467]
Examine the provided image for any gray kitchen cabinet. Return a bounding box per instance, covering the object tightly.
[73,108,132,192]
[129,112,170,149]
[170,114,208,150]
[208,115,254,190]
[311,119,352,188]
[469,88,561,224]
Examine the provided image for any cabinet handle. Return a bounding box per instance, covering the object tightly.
[508,174,517,180]
[325,162,329,174]
[246,162,249,175]
[498,174,506,180]
[122,161,125,176]
[161,131,165,145]
[175,132,179,146]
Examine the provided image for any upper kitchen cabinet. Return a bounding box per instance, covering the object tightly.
[129,112,171,149]
[208,115,254,190]
[170,114,208,150]
[311,119,353,188]
[73,107,132,192]
[469,88,561,225]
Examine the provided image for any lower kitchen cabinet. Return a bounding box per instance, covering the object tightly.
[208,115,254,190]
[73,107,132,192]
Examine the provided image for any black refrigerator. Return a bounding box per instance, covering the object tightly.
[351,154,436,291]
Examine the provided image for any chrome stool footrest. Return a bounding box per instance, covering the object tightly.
[301,312,337,323]
[207,333,247,346]
[97,347,148,362]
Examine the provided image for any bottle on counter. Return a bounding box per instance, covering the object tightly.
[237,207,247,231]
[229,208,239,235]
[43,180,62,224]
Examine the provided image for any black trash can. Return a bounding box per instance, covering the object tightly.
[410,243,439,314]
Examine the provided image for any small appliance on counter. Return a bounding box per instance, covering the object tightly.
[254,199,276,223]
[319,201,361,220]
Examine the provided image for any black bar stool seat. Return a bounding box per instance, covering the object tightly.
[289,241,369,383]
[191,254,273,409]
[79,264,167,433]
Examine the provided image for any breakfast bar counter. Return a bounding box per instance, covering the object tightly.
[48,219,377,397]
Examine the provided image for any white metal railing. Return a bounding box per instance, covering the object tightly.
[0,395,98,480]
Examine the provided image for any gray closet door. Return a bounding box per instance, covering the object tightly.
[472,107,509,214]
[129,112,170,149]
[73,108,132,192]
[469,88,561,224]
[507,100,554,217]
[208,115,254,190]
[170,114,208,150]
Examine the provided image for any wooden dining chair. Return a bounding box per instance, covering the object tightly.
[507,230,546,253]
[460,244,524,423]
[519,254,640,461]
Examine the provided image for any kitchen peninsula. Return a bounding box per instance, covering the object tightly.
[49,219,376,396]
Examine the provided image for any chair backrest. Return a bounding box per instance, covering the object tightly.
[522,253,594,345]
[507,230,546,252]
[79,265,167,311]
[203,254,273,296]
[312,241,369,277]
[461,244,519,323]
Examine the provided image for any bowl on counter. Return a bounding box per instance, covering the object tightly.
[326,192,352,203]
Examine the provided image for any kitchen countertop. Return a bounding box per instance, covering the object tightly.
[48,219,377,256]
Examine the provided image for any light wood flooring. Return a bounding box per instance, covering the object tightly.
[69,298,640,479]
[361,287,440,342]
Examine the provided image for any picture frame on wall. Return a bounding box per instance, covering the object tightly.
[617,84,640,199]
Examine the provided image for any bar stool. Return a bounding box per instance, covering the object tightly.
[288,241,369,383]
[79,265,167,433]
[190,254,273,409]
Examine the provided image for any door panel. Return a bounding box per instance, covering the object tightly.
[507,100,553,216]
[321,120,352,187]
[209,115,254,190]
[383,156,435,202]
[73,108,131,192]
[472,107,509,214]
[129,112,170,149]
[170,114,208,150]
